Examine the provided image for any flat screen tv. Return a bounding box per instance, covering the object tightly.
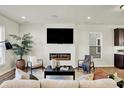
[47,28,73,44]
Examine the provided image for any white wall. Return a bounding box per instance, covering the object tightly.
[0,15,19,75]
[19,24,46,60]
[19,23,124,67]
[19,24,78,67]
[77,25,113,67]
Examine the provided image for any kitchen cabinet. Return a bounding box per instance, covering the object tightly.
[114,54,124,69]
[114,28,124,46]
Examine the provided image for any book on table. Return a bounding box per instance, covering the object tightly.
[60,66,69,71]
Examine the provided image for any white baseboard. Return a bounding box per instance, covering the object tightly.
[95,65,114,67]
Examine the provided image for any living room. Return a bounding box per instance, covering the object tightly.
[0,1,124,90]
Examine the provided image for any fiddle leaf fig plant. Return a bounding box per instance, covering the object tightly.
[9,33,33,59]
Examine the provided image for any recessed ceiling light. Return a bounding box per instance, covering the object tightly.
[87,16,91,19]
[21,16,26,19]
[120,5,124,10]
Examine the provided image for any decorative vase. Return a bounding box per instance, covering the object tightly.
[51,59,57,69]
[56,61,60,68]
[16,59,25,70]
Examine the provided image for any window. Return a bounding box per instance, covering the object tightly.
[89,32,102,59]
[0,26,5,65]
[96,38,101,54]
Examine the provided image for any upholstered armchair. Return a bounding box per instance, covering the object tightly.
[78,55,95,73]
[27,56,44,74]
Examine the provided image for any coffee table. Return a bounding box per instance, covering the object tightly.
[44,66,75,80]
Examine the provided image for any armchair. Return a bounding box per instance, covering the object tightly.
[27,56,44,74]
[78,55,95,73]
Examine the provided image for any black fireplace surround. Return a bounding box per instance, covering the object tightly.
[49,53,71,60]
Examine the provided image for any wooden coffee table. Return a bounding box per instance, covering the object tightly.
[44,66,75,80]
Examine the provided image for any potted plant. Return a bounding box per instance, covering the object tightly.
[9,33,33,70]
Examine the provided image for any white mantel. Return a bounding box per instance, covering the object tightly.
[44,44,76,67]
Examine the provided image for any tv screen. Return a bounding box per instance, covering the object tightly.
[47,28,73,44]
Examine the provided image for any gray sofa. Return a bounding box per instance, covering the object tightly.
[0,78,118,88]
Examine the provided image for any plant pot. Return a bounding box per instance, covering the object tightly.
[16,59,25,70]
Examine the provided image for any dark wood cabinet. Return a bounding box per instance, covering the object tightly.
[114,28,124,46]
[114,54,124,69]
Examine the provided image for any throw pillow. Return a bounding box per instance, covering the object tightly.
[93,69,108,80]
[14,68,29,80]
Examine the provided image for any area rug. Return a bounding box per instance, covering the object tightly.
[27,69,84,80]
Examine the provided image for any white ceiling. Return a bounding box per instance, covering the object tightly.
[0,5,124,25]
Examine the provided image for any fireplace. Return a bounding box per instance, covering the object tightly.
[49,53,71,60]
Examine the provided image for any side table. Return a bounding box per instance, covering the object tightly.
[114,77,124,88]
[117,80,124,88]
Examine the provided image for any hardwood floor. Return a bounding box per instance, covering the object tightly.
[95,67,124,80]
[0,69,15,84]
